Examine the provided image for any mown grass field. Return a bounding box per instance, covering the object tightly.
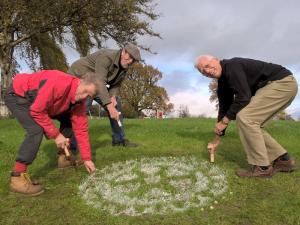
[0,118,300,225]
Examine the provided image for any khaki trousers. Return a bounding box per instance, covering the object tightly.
[236,75,298,166]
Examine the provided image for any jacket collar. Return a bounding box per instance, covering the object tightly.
[113,50,127,71]
[113,50,122,67]
[219,59,227,81]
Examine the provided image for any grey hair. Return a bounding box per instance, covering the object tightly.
[194,55,216,69]
[81,72,102,93]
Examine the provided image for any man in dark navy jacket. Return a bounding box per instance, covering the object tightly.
[195,55,298,178]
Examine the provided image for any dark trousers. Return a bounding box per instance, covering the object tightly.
[70,96,125,151]
[92,96,125,143]
[5,87,73,165]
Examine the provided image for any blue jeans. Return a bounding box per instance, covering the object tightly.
[70,96,125,152]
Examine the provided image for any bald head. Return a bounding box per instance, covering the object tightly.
[194,55,222,79]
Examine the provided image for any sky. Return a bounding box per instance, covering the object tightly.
[136,0,300,118]
[18,0,300,118]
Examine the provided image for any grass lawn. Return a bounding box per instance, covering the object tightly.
[0,118,300,225]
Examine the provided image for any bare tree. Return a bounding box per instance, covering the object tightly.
[178,105,190,118]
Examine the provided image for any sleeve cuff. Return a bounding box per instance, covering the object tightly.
[47,129,60,139]
[81,156,91,161]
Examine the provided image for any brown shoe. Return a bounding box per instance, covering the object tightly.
[10,172,44,196]
[236,165,273,178]
[273,158,297,172]
[57,151,83,169]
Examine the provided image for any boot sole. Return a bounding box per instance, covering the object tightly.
[10,189,44,197]
[236,171,273,178]
[236,174,273,179]
[274,167,297,173]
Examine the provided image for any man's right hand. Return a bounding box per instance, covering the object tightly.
[84,160,96,173]
[207,135,221,154]
[207,142,218,154]
[55,133,68,149]
[107,102,120,121]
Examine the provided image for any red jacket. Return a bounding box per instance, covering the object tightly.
[12,70,91,161]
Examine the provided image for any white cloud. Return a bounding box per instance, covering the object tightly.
[138,0,300,119]
[15,0,300,119]
[170,90,217,118]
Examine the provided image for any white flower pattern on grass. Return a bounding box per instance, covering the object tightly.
[79,156,228,216]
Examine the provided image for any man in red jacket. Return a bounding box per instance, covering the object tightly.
[5,70,99,196]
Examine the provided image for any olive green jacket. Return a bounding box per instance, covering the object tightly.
[68,49,127,105]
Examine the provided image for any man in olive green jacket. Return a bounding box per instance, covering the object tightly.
[67,43,141,160]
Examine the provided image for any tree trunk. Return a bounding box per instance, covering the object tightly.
[0,31,14,118]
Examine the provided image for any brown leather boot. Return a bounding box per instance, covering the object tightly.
[10,172,44,196]
[236,165,273,178]
[273,158,297,172]
[57,151,83,169]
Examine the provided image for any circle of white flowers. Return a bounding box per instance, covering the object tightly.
[79,156,228,216]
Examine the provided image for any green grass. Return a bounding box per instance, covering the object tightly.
[0,118,300,225]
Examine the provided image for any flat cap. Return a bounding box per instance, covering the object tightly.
[124,43,142,61]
